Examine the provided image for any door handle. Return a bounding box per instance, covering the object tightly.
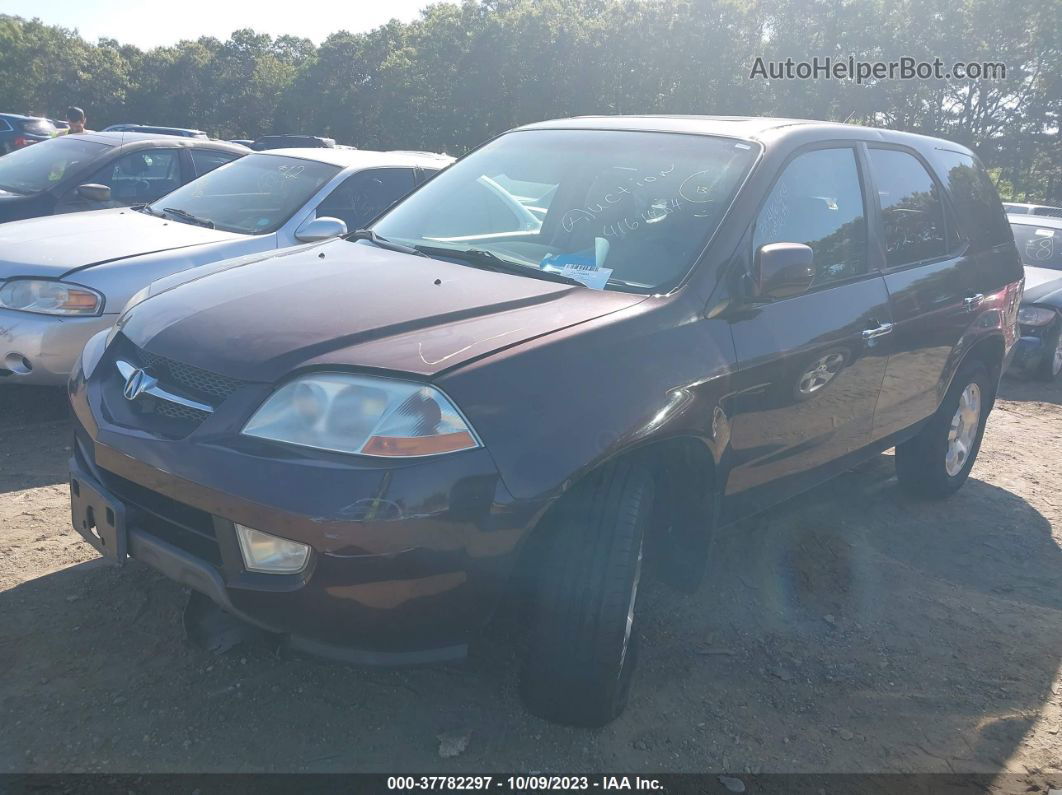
[964,293,985,311]
[862,322,894,341]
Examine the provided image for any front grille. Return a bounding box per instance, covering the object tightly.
[153,400,211,424]
[141,350,243,401]
[100,468,223,567]
[104,335,247,437]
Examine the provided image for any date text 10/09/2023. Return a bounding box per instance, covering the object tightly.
[387,776,665,791]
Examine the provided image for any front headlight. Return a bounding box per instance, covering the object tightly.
[1018,306,1057,327]
[242,373,481,458]
[0,278,103,316]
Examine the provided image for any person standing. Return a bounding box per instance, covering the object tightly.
[55,107,89,135]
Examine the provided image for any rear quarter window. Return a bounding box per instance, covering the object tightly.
[933,150,1011,250]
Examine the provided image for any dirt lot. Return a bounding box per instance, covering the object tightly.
[2,377,1061,788]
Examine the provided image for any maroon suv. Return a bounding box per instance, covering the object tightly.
[68,116,1023,726]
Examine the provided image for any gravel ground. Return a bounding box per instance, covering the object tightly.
[1,376,1061,791]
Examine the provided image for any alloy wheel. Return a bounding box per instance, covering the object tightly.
[945,382,981,477]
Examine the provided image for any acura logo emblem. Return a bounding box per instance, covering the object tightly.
[122,367,157,401]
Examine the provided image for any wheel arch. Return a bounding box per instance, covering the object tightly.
[512,435,719,595]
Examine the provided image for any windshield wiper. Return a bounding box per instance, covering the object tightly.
[413,245,585,287]
[345,228,427,256]
[162,207,214,228]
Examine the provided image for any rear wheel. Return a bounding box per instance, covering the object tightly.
[520,461,653,727]
[1034,319,1062,382]
[895,359,993,498]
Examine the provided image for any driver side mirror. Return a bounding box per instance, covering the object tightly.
[77,183,112,203]
[295,216,348,242]
[754,242,815,300]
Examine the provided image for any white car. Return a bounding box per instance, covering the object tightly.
[0,147,452,385]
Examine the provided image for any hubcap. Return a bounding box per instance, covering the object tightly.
[945,383,981,477]
[1053,332,1062,376]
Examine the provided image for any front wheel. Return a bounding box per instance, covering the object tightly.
[520,461,654,727]
[895,359,993,498]
[1034,320,1062,382]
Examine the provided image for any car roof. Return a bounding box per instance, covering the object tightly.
[0,113,52,122]
[514,115,971,151]
[253,148,454,169]
[71,131,248,152]
[108,124,207,134]
[1008,213,1062,229]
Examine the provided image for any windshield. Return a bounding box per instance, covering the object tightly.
[146,153,340,234]
[0,137,109,195]
[1012,223,1062,270]
[371,129,759,292]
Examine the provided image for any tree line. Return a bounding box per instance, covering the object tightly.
[1,0,1058,201]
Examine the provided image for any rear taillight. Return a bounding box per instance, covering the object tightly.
[12,136,36,148]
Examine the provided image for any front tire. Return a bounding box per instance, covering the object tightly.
[1034,320,1062,382]
[895,359,993,498]
[520,461,654,727]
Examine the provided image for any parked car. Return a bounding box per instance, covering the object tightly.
[0,113,57,154]
[0,148,450,384]
[0,132,247,224]
[228,139,255,147]
[103,124,210,139]
[67,116,1022,727]
[1007,213,1062,380]
[252,134,336,150]
[1002,201,1062,218]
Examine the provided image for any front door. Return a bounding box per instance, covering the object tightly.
[724,145,892,519]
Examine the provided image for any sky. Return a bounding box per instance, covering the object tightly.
[1,0,432,48]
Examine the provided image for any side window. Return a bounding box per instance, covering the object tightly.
[190,149,239,178]
[316,168,415,231]
[933,150,1010,250]
[90,149,181,203]
[753,147,868,287]
[867,148,948,268]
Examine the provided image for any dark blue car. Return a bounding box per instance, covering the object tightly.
[0,114,57,154]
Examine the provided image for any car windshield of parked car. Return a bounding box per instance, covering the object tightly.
[1011,222,1062,270]
[370,129,759,293]
[145,153,340,234]
[0,137,109,195]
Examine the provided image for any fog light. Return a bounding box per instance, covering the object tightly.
[234,524,310,574]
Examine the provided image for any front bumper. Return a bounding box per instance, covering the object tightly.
[0,308,115,385]
[1008,328,1049,375]
[69,352,539,663]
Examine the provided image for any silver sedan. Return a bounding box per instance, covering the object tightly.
[0,148,452,385]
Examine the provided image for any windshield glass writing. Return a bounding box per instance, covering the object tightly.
[147,154,339,234]
[371,129,759,292]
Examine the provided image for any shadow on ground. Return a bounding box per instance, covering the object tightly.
[2,447,1060,775]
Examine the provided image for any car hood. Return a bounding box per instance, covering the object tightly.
[0,208,245,279]
[121,239,647,381]
[1023,266,1062,306]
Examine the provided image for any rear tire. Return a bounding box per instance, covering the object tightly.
[1034,319,1062,382]
[519,461,653,727]
[895,359,993,499]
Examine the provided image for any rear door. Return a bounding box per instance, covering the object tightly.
[869,146,997,439]
[724,145,893,515]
